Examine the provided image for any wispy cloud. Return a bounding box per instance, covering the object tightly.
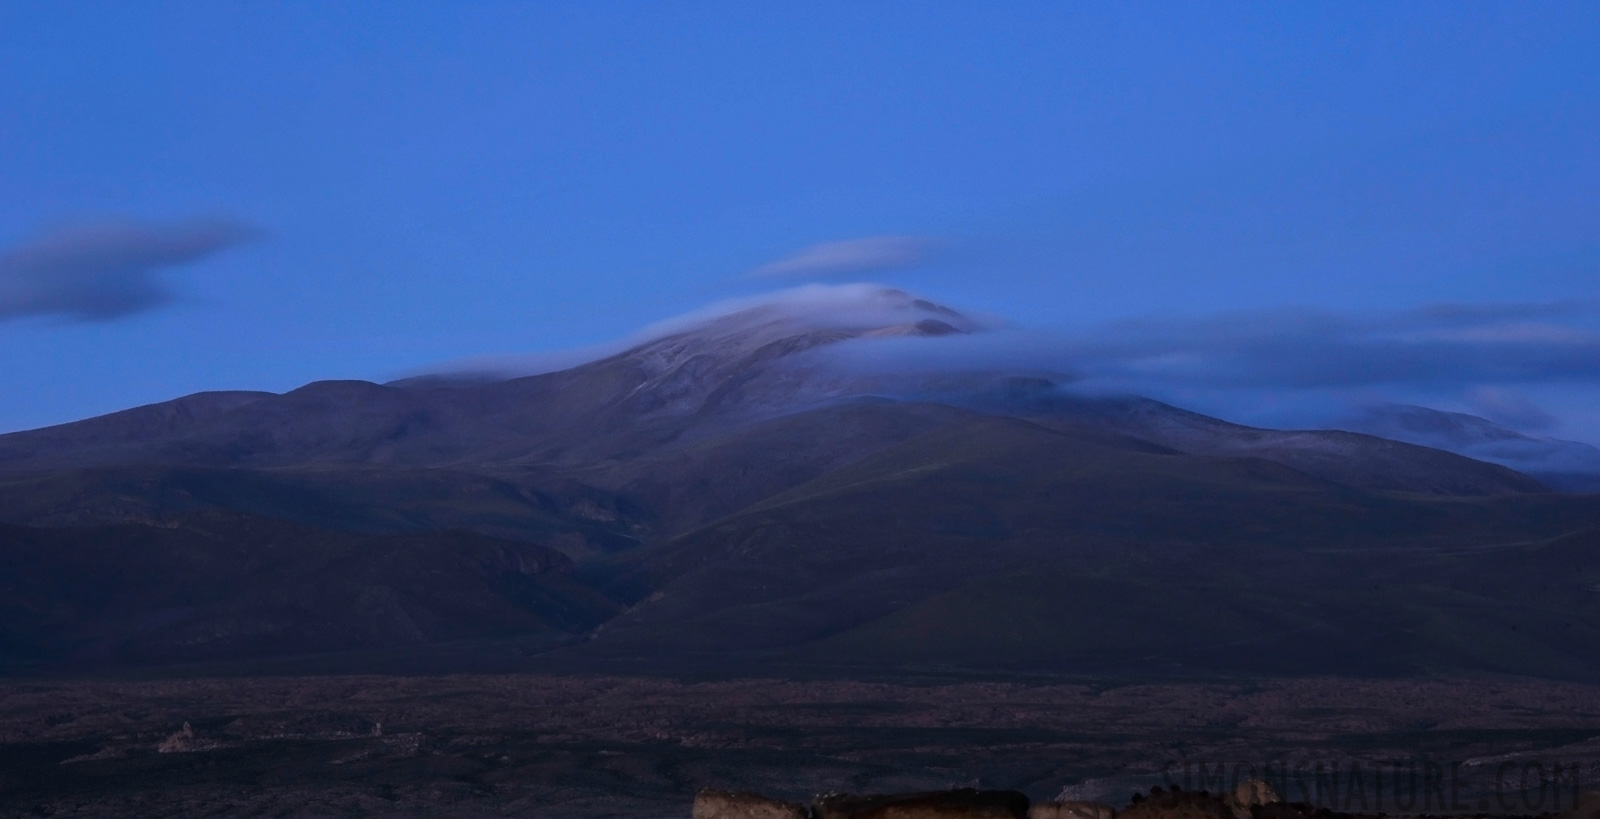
[819,299,1600,388]
[0,219,259,322]
[1065,301,1600,389]
[748,236,933,280]
[808,297,1600,438]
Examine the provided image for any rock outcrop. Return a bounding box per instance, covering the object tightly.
[693,788,810,819]
[1118,787,1233,819]
[156,722,197,754]
[1029,800,1116,819]
[1225,779,1280,819]
[814,788,1031,819]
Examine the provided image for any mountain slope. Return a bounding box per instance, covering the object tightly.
[934,378,1548,496]
[583,415,1600,677]
[1338,404,1600,492]
[0,517,618,672]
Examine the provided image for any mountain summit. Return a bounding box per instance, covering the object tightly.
[401,284,980,386]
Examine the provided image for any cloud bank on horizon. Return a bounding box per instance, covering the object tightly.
[0,220,258,323]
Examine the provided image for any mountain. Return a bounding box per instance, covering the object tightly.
[1,286,1596,677]
[1338,404,1600,492]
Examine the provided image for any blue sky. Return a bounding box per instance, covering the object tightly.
[2,2,1598,437]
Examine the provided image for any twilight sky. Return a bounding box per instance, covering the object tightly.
[2,2,1598,438]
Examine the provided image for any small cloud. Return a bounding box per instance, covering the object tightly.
[748,236,933,280]
[0,219,259,323]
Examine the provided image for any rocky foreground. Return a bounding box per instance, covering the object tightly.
[693,784,1599,819]
[4,674,1600,817]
